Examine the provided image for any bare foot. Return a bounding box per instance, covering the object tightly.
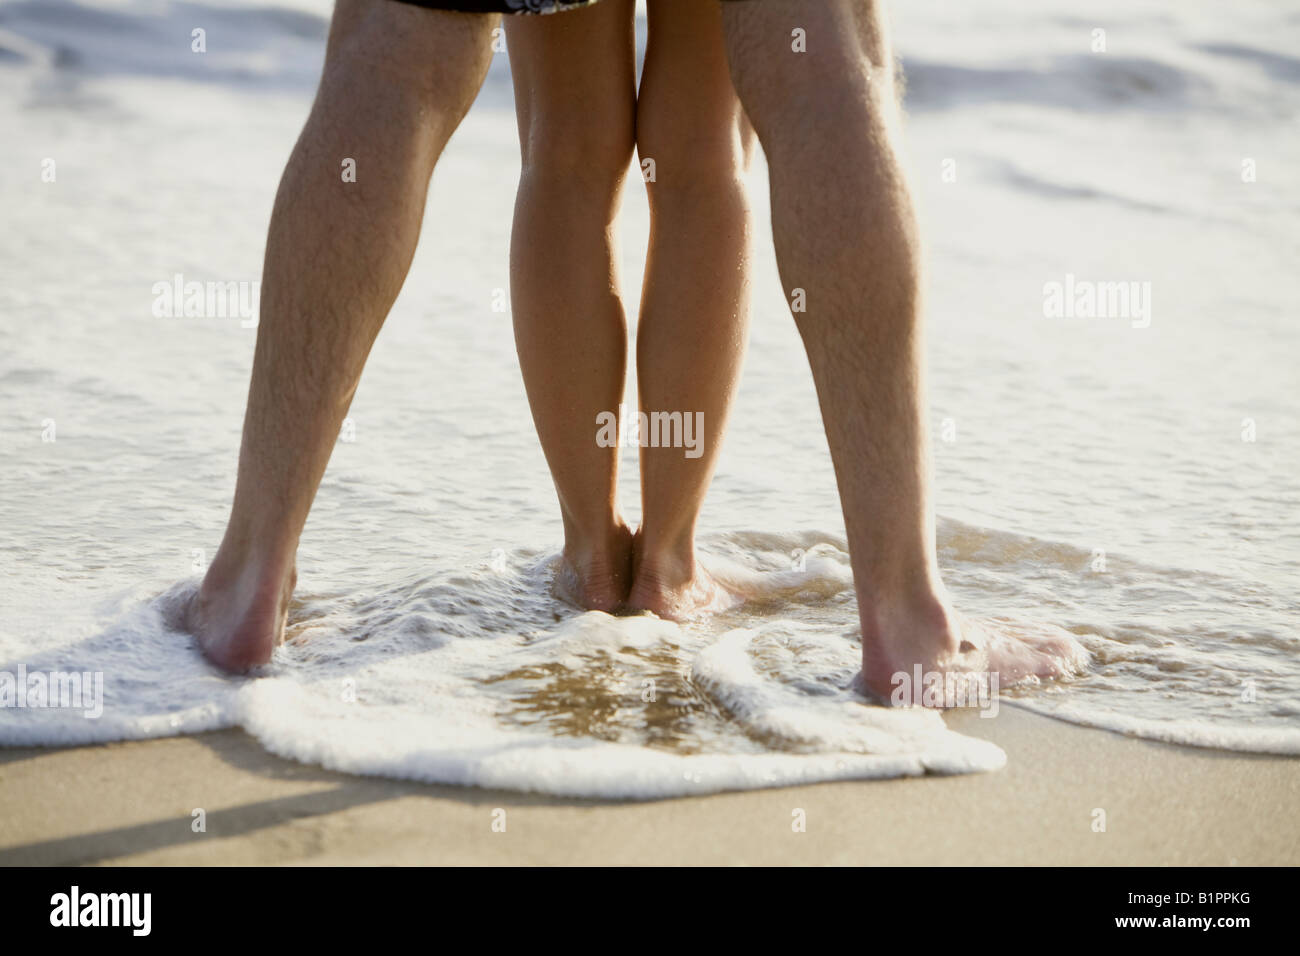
[626,531,739,621]
[860,597,1089,705]
[552,522,634,613]
[186,556,296,673]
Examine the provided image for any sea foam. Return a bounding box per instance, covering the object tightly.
[0,557,1007,799]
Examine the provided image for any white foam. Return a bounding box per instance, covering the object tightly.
[238,679,995,800]
[1008,699,1300,755]
[5,523,1298,799]
[0,576,1005,799]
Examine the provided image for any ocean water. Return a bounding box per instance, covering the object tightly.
[1,0,1297,798]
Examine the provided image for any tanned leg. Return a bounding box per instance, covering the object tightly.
[719,0,1087,700]
[189,0,496,671]
[626,0,756,619]
[505,0,638,611]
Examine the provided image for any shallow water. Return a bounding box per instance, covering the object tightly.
[1,0,1297,797]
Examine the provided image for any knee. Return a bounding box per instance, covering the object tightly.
[323,0,495,117]
[636,112,754,204]
[518,113,636,197]
[721,0,893,152]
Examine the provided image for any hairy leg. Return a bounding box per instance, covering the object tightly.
[189,0,496,672]
[626,0,756,619]
[505,0,638,612]
[720,0,1086,699]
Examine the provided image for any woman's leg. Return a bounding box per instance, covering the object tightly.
[628,0,756,618]
[505,0,638,611]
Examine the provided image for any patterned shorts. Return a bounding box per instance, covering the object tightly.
[387,0,751,13]
[388,0,601,12]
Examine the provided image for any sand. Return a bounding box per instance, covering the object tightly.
[1,707,1296,866]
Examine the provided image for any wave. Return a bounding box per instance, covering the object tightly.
[900,53,1213,114]
[0,0,328,88]
[1197,42,1300,84]
[0,0,1241,119]
[2,517,1296,798]
[987,159,1175,216]
[0,570,1005,799]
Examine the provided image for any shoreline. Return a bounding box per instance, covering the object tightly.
[1,707,1296,866]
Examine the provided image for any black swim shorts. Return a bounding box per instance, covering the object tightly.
[388,0,602,12]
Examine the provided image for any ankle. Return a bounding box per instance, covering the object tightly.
[562,520,631,572]
[202,537,296,600]
[632,533,697,591]
[860,585,958,653]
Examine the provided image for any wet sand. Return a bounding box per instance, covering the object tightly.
[1,706,1295,866]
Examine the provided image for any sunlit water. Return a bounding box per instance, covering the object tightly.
[1,0,1297,797]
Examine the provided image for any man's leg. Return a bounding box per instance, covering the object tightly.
[719,0,1086,699]
[627,0,756,619]
[188,0,496,672]
[505,0,638,612]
